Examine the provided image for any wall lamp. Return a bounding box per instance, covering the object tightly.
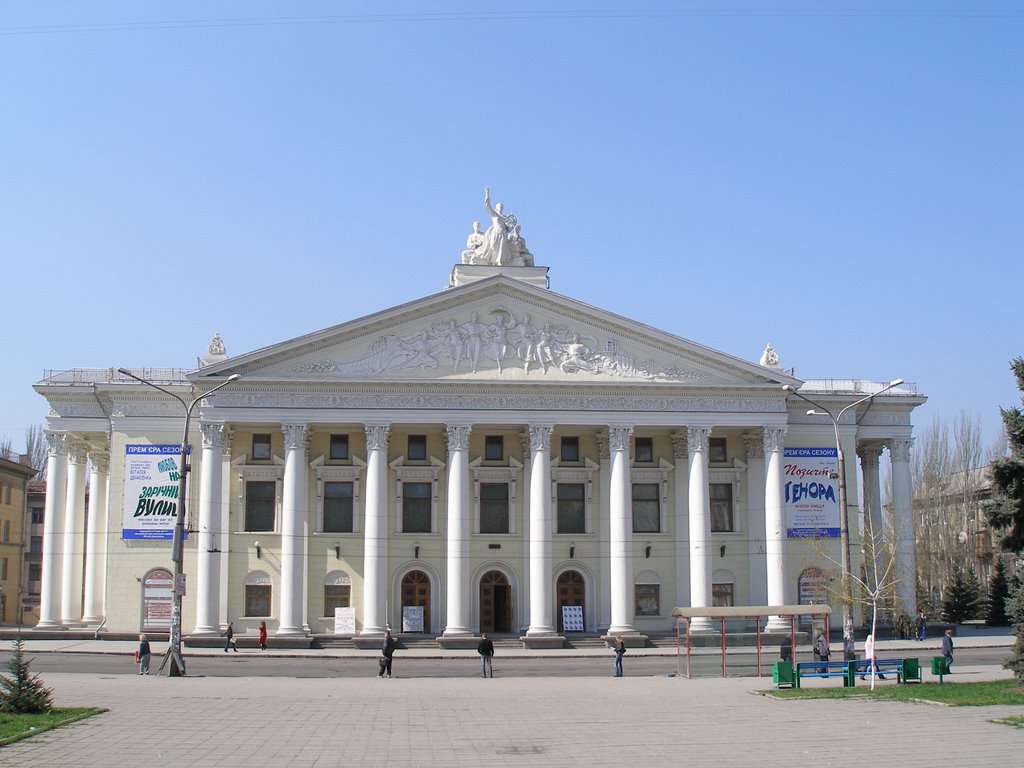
[645,542,652,559]
[414,542,420,559]
[333,543,341,560]
[569,542,576,559]
[255,541,261,559]
[720,543,726,558]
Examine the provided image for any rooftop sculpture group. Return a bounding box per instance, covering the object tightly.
[461,187,533,267]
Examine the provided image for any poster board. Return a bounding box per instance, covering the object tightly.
[402,605,424,633]
[123,445,190,540]
[561,604,584,632]
[784,447,839,538]
[334,607,356,634]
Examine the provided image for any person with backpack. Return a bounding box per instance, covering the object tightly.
[611,635,627,677]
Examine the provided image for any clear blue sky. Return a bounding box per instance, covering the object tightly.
[2,2,1021,456]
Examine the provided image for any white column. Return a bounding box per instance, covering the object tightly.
[671,433,690,616]
[277,423,309,636]
[526,425,555,636]
[444,424,472,637]
[743,434,767,607]
[596,431,612,632]
[81,449,109,624]
[859,445,884,594]
[194,423,226,634]
[608,426,635,635]
[687,427,712,630]
[37,431,67,628]
[764,426,788,631]
[890,438,917,616]
[361,425,390,636]
[61,440,88,626]
[218,429,233,630]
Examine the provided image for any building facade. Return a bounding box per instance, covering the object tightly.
[32,240,925,641]
[0,456,38,625]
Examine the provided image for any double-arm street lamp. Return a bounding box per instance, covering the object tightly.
[118,368,240,676]
[781,379,904,629]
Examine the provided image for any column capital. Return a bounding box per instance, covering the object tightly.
[607,426,633,453]
[687,426,711,454]
[889,438,914,462]
[445,424,471,452]
[857,444,883,465]
[596,430,610,460]
[220,426,234,456]
[66,440,88,466]
[88,450,110,475]
[282,423,310,451]
[743,433,765,460]
[44,430,67,457]
[763,426,786,454]
[201,422,229,449]
[528,425,553,452]
[365,424,391,451]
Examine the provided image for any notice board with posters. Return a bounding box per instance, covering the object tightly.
[784,447,840,538]
[562,605,584,632]
[123,445,190,540]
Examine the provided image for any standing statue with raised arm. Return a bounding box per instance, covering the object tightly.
[481,186,513,266]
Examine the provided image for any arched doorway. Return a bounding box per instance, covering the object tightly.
[401,570,431,633]
[479,570,512,633]
[556,570,585,632]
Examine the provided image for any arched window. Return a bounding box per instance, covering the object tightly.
[244,570,272,617]
[634,570,661,616]
[323,570,351,618]
[712,569,735,607]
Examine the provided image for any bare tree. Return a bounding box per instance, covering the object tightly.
[23,424,47,479]
[0,436,12,462]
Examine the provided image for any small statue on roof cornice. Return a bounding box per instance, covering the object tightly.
[199,332,229,367]
[759,343,780,369]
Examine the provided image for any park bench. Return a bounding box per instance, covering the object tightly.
[852,657,921,684]
[793,660,855,688]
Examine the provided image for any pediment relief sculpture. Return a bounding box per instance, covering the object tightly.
[288,304,709,382]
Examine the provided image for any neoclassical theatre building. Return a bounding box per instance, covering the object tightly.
[33,200,925,643]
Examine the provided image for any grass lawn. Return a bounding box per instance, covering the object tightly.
[767,679,1024,707]
[0,708,106,747]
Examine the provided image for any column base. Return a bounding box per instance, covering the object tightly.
[686,617,718,633]
[80,616,104,626]
[519,634,566,649]
[764,616,792,633]
[34,621,67,630]
[274,627,308,638]
[438,634,480,650]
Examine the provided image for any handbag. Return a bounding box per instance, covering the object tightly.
[378,656,387,669]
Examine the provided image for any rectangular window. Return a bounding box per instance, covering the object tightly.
[252,433,272,461]
[709,437,727,463]
[324,584,351,617]
[712,582,735,607]
[329,434,349,461]
[556,483,585,534]
[245,481,276,532]
[480,483,510,534]
[31,509,44,525]
[30,536,42,555]
[402,481,432,533]
[2,483,9,505]
[484,435,504,461]
[244,584,272,617]
[634,437,653,463]
[632,483,660,533]
[0,558,7,580]
[710,483,734,532]
[407,435,427,461]
[28,563,42,582]
[635,584,660,616]
[1,520,9,543]
[323,481,354,533]
[560,436,580,462]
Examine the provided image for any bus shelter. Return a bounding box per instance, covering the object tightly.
[672,605,832,678]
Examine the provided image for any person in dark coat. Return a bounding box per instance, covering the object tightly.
[477,633,495,678]
[378,630,398,678]
[780,635,793,663]
[223,621,238,652]
[942,629,954,673]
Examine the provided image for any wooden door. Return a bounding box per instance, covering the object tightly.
[556,570,585,632]
[401,570,430,633]
[480,571,511,633]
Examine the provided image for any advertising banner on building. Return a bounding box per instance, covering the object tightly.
[784,447,839,538]
[123,445,189,540]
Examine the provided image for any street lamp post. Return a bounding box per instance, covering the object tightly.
[781,379,904,629]
[118,368,240,676]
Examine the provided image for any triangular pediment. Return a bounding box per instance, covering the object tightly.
[196,276,795,389]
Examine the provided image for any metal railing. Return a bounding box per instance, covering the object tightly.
[39,368,193,386]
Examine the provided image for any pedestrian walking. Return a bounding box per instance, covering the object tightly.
[814,631,830,673]
[942,628,954,673]
[915,611,928,641]
[611,635,626,677]
[136,634,151,675]
[258,621,268,651]
[477,632,495,678]
[223,621,238,652]
[780,634,793,663]
[862,633,885,680]
[378,630,397,678]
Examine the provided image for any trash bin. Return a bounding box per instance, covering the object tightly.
[903,657,920,683]
[844,662,857,688]
[773,661,794,688]
[931,656,946,681]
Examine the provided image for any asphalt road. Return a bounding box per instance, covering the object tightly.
[2,646,1010,678]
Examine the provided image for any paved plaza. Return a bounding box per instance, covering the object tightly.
[1,635,1021,767]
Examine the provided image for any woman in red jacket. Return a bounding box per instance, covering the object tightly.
[258,621,268,651]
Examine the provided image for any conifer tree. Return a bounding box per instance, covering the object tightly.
[1004,564,1024,684]
[941,565,985,624]
[986,357,1024,552]
[0,639,54,714]
[987,557,1011,626]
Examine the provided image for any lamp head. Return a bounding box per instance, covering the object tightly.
[227,374,241,382]
[889,378,904,387]
[781,384,793,392]
[117,367,131,376]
